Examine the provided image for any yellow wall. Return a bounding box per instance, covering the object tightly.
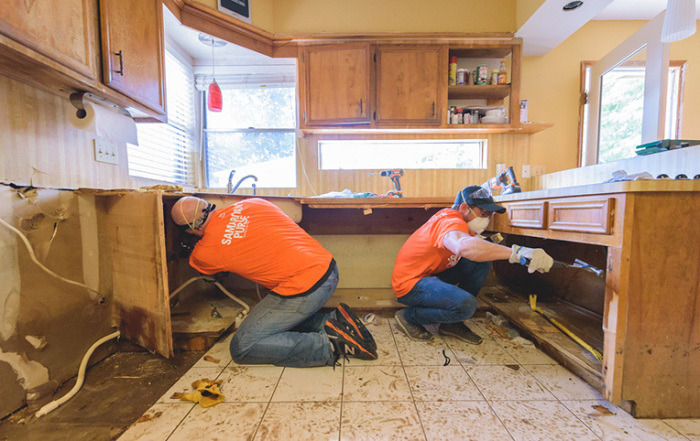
[523,20,700,173]
[516,0,546,29]
[194,0,516,34]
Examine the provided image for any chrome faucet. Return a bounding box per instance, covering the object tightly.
[226,169,236,194]
[230,175,258,195]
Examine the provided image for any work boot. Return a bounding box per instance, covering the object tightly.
[325,318,378,360]
[439,322,483,345]
[394,309,433,341]
[335,303,377,351]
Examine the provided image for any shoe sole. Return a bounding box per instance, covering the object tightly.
[394,313,433,341]
[337,303,376,349]
[325,320,377,359]
[439,330,483,345]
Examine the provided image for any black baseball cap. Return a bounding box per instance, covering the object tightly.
[453,185,506,214]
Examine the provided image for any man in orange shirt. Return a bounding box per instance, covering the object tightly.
[391,186,553,344]
[171,196,376,367]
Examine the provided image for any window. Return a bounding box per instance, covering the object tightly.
[580,61,685,164]
[319,139,487,170]
[128,49,197,185]
[204,85,297,189]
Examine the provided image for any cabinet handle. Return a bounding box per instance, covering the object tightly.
[432,101,435,116]
[114,50,124,76]
[360,98,363,114]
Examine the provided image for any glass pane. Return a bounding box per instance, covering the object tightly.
[319,140,486,170]
[598,49,646,163]
[206,131,296,188]
[206,86,295,129]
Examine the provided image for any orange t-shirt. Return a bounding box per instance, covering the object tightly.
[391,208,473,297]
[189,198,333,296]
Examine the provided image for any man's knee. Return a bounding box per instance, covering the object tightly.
[456,295,478,319]
[229,333,249,364]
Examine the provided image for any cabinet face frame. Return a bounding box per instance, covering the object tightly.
[299,43,372,126]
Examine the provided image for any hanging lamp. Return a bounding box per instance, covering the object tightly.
[661,0,697,43]
[198,33,227,112]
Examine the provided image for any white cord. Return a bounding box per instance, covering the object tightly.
[0,217,102,302]
[35,330,120,417]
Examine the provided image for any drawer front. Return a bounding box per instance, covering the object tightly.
[548,197,614,234]
[507,201,547,229]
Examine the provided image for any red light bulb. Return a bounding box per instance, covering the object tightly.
[208,80,223,112]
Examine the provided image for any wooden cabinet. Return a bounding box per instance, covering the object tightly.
[489,185,700,418]
[0,0,98,79]
[374,45,446,126]
[447,42,521,128]
[99,0,166,116]
[0,0,166,120]
[300,44,371,126]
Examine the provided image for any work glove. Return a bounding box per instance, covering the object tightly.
[173,378,225,408]
[508,245,554,274]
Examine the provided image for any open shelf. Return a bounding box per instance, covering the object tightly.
[448,84,510,100]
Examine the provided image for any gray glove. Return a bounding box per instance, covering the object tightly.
[508,245,554,274]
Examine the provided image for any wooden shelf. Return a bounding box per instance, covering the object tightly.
[449,47,512,59]
[448,84,510,100]
[299,122,552,136]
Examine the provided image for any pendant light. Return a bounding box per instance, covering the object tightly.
[198,33,227,112]
[661,0,697,43]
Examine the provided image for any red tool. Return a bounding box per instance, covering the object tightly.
[483,166,521,195]
[369,169,404,198]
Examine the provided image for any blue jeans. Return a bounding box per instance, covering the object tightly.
[397,258,490,326]
[230,264,339,367]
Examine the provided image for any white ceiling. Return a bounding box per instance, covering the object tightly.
[595,0,699,20]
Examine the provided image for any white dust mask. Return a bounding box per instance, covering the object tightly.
[467,207,490,234]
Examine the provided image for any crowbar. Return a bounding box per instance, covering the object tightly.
[520,257,604,278]
[529,294,603,363]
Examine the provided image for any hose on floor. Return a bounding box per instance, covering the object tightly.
[35,330,121,418]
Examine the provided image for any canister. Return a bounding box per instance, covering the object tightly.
[456,68,466,85]
[475,65,488,85]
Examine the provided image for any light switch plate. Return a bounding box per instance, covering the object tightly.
[94,139,118,165]
[532,165,546,176]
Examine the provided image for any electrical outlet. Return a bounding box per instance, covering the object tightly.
[521,165,531,178]
[496,163,506,176]
[532,165,546,176]
[94,139,118,165]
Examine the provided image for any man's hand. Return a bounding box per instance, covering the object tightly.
[508,245,554,274]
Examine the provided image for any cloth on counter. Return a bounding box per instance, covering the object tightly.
[313,189,378,198]
[603,170,654,183]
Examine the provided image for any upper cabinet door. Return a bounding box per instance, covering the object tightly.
[301,44,371,126]
[99,0,166,116]
[374,45,446,126]
[0,0,98,79]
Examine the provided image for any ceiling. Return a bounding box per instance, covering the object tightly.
[164,1,700,62]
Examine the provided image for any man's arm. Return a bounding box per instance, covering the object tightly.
[443,230,512,262]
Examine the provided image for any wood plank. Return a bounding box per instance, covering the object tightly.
[97,191,173,357]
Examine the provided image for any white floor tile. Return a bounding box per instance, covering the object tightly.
[350,321,401,366]
[563,400,693,441]
[416,401,514,441]
[341,401,425,441]
[191,338,232,369]
[271,366,344,402]
[663,419,700,440]
[491,400,600,441]
[466,365,555,401]
[526,364,603,400]
[255,401,341,441]
[343,366,413,402]
[392,325,457,366]
[404,366,484,401]
[117,403,194,441]
[167,402,266,441]
[217,365,284,402]
[446,336,519,366]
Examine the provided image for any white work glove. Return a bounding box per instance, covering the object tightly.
[508,245,554,274]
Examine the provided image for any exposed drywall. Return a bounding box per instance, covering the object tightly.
[0,185,114,419]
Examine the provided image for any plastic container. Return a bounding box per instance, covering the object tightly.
[475,65,488,85]
[491,70,499,85]
[497,59,507,85]
[456,68,466,85]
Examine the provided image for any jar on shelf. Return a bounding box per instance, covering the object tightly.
[456,68,466,85]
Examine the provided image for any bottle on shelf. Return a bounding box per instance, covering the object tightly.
[497,59,507,85]
[448,56,457,86]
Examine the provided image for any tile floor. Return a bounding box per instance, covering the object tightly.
[118,316,700,441]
